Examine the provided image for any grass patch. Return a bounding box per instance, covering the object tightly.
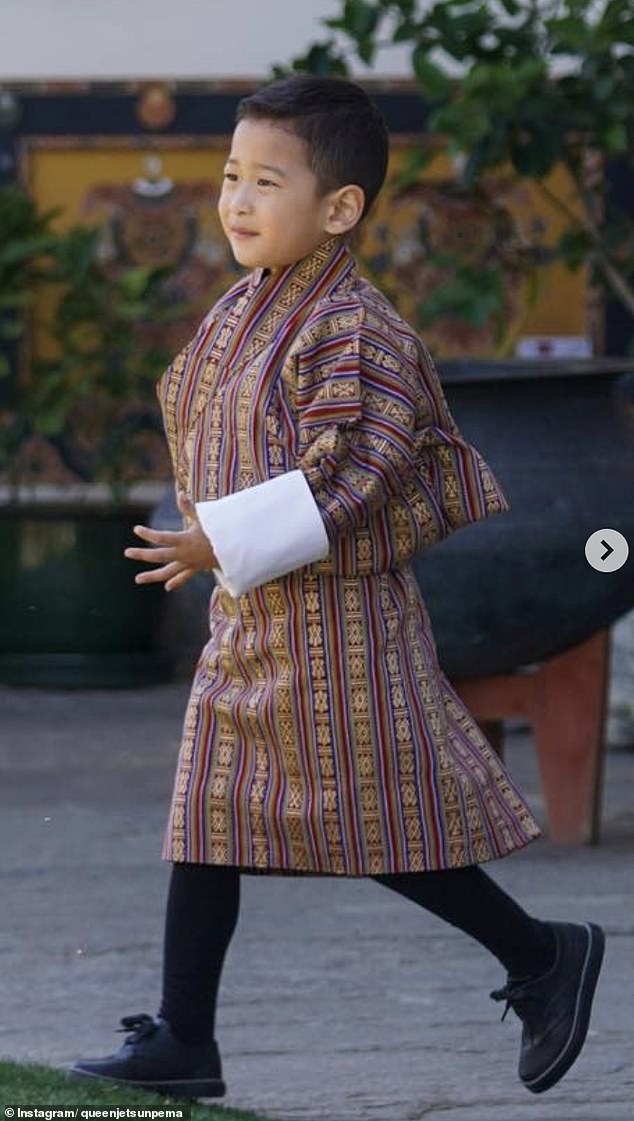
[0,1061,280,1121]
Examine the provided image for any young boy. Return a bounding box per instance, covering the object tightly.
[72,75,604,1102]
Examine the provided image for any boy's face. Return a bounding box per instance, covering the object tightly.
[218,118,362,273]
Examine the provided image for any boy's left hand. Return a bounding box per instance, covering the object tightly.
[124,492,218,592]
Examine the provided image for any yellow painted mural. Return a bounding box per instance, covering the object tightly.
[23,136,589,360]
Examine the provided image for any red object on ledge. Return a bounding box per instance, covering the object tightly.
[452,629,610,844]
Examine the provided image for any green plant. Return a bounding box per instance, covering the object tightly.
[276,0,634,341]
[32,224,182,497]
[0,184,59,373]
[0,187,186,500]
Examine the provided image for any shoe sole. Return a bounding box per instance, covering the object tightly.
[523,922,605,1095]
[69,1066,226,1100]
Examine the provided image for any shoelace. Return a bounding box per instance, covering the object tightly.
[115,1013,158,1042]
[490,979,538,1025]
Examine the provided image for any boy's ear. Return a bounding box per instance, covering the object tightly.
[324,184,365,235]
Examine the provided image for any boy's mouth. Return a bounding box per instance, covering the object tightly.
[231,228,259,238]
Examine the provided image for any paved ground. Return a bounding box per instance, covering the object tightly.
[1,681,633,1121]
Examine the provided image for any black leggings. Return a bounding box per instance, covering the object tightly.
[158,861,554,1044]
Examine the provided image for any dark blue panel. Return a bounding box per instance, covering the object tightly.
[13,87,427,138]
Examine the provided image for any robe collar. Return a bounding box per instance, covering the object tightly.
[248,234,357,300]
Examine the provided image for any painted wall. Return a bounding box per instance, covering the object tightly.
[0,0,411,80]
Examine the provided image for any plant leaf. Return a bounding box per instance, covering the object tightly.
[412,44,452,98]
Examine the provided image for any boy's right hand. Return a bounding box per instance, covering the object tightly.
[123,492,218,592]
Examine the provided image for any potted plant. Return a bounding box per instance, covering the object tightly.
[0,187,184,686]
[276,0,634,676]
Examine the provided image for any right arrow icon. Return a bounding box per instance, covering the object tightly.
[586,529,629,572]
[600,539,614,562]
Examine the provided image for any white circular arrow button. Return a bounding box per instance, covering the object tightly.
[585,528,629,572]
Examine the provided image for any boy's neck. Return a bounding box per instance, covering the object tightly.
[254,233,346,284]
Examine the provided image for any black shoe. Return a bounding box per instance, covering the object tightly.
[491,921,605,1094]
[69,1013,225,1099]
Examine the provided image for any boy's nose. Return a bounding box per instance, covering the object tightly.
[232,185,255,213]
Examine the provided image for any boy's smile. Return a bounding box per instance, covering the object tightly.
[218,118,362,274]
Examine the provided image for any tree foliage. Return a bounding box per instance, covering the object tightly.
[276,0,634,332]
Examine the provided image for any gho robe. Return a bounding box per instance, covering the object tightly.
[158,235,540,875]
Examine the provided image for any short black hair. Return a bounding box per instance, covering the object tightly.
[235,75,389,221]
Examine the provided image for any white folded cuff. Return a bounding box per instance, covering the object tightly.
[196,470,330,598]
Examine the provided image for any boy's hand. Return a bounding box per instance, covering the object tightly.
[124,492,218,592]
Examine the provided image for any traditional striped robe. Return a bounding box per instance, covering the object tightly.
[158,235,540,875]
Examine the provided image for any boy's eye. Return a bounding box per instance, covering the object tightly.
[222,172,278,188]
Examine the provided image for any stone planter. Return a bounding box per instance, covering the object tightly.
[0,485,171,687]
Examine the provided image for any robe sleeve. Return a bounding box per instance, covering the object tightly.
[196,470,329,597]
[195,305,509,597]
[294,309,510,546]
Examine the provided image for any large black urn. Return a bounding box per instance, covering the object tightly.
[417,359,634,677]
